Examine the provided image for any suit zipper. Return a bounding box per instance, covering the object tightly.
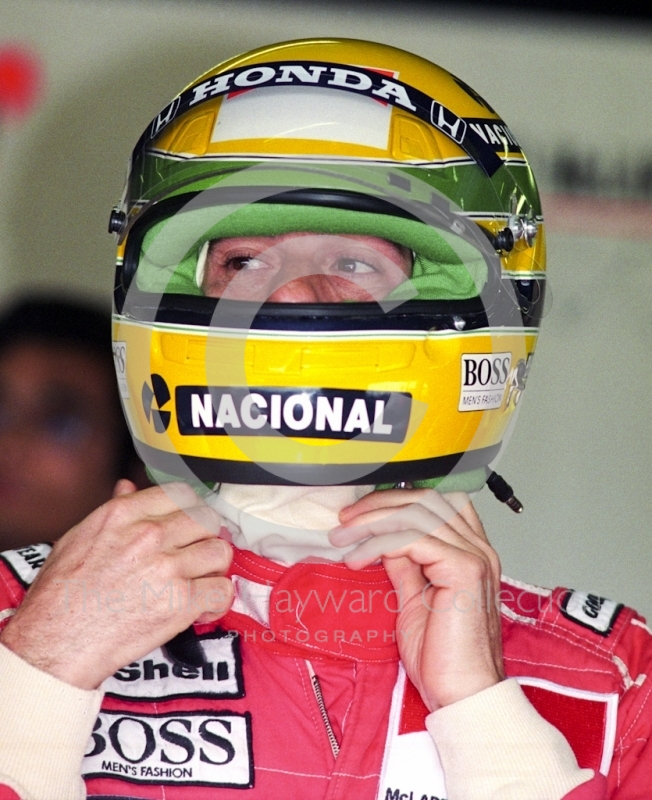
[306,660,340,759]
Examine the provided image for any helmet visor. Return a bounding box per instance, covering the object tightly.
[119,163,499,315]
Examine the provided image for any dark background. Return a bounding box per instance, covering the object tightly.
[318,0,652,23]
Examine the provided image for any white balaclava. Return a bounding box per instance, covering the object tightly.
[207,483,375,564]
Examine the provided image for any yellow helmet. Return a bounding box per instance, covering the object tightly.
[110,38,545,491]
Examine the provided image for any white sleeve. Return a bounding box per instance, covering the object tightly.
[0,643,103,800]
[426,678,594,800]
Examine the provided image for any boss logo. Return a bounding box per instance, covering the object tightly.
[83,710,253,787]
[459,353,511,412]
[112,341,129,400]
[176,386,412,443]
[104,632,243,700]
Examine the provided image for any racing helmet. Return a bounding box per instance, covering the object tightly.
[110,38,545,491]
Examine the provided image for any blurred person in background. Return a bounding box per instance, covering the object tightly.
[0,296,146,550]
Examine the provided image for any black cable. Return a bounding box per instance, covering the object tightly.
[486,470,523,513]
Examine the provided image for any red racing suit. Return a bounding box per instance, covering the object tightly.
[0,541,651,799]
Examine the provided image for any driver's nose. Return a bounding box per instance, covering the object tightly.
[267,274,343,303]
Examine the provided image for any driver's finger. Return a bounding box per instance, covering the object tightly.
[107,482,208,525]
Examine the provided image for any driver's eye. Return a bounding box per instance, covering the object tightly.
[229,257,257,271]
[334,258,375,274]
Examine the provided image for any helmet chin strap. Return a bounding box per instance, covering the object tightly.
[206,483,375,564]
